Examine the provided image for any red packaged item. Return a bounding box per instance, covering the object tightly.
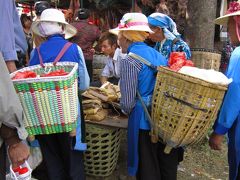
[40,69,68,77]
[168,52,186,66]
[169,59,186,71]
[185,60,194,67]
[12,71,37,80]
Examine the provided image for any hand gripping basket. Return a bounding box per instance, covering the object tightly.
[84,124,121,177]
[191,48,221,71]
[151,67,227,153]
[11,62,79,135]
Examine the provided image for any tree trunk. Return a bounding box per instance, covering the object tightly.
[185,0,218,49]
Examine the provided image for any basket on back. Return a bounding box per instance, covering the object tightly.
[191,48,221,71]
[151,67,227,153]
[11,62,79,136]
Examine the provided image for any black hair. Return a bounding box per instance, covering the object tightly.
[99,31,117,47]
[34,1,50,16]
[78,8,90,20]
[20,14,32,28]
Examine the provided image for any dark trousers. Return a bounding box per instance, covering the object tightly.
[37,133,85,180]
[85,59,92,82]
[0,144,6,180]
[136,130,182,180]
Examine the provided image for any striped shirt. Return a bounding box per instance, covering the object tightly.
[120,56,143,114]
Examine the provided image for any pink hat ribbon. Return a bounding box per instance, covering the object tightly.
[118,21,148,29]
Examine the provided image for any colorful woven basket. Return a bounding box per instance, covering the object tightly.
[11,62,79,135]
[191,48,221,71]
[84,124,121,177]
[151,67,227,153]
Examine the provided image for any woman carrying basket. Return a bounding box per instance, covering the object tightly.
[209,1,240,180]
[110,13,183,180]
[147,13,191,61]
[29,9,89,180]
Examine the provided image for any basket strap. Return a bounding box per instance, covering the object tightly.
[136,91,154,127]
[53,42,73,65]
[128,52,157,70]
[36,47,44,67]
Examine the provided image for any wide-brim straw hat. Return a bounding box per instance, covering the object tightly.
[31,8,77,39]
[109,13,153,35]
[215,1,240,25]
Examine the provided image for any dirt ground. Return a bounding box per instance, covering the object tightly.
[86,130,228,180]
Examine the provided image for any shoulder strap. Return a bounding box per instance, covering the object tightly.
[53,42,73,65]
[36,47,44,67]
[128,52,157,70]
[36,42,73,67]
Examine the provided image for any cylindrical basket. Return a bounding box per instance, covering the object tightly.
[151,67,227,153]
[11,62,79,135]
[84,124,121,177]
[191,48,221,71]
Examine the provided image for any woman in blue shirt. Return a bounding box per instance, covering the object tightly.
[110,12,182,180]
[147,13,191,61]
[209,2,240,180]
[30,9,89,180]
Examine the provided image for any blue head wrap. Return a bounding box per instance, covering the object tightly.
[148,13,180,40]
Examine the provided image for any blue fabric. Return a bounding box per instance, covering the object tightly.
[126,42,167,175]
[154,39,191,60]
[213,46,240,180]
[0,0,27,61]
[29,34,89,151]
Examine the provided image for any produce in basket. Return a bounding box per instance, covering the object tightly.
[85,109,108,121]
[12,71,37,79]
[40,69,68,77]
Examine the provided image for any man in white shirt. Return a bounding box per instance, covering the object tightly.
[99,32,126,85]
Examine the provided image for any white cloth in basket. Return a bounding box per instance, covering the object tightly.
[179,66,232,85]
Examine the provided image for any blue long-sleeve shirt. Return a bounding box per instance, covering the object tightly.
[0,0,27,61]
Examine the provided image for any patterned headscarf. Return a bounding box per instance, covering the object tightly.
[148,13,180,41]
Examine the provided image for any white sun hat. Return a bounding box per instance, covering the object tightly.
[31,8,77,39]
[215,0,240,25]
[109,13,153,35]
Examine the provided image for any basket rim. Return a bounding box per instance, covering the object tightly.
[11,62,78,84]
[158,66,228,91]
[190,48,221,54]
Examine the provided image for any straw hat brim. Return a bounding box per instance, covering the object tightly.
[109,26,154,35]
[31,20,77,39]
[215,11,240,25]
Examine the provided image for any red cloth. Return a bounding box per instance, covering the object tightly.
[71,20,100,60]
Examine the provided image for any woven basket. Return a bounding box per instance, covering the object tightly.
[151,67,227,153]
[84,124,121,177]
[11,62,79,135]
[191,48,221,71]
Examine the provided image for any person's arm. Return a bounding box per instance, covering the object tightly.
[100,59,111,84]
[209,48,240,150]
[0,53,29,167]
[120,56,142,114]
[0,0,27,73]
[77,46,90,91]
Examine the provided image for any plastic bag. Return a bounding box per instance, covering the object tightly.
[168,52,194,71]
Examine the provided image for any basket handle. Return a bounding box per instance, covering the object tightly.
[164,92,208,112]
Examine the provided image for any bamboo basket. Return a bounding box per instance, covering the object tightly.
[11,62,79,135]
[191,48,221,71]
[84,124,121,177]
[151,67,227,153]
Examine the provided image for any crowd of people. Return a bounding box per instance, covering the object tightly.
[0,0,240,180]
